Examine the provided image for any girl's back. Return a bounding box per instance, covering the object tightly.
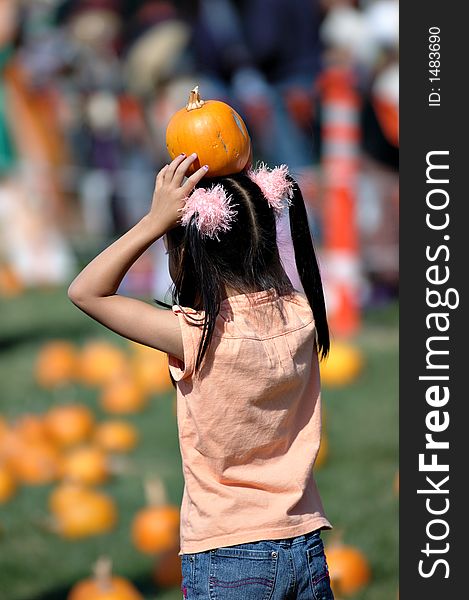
[170,287,331,555]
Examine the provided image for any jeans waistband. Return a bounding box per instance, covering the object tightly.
[270,528,322,547]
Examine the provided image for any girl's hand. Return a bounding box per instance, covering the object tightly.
[148,153,209,232]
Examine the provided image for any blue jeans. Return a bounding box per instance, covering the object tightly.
[180,529,334,599]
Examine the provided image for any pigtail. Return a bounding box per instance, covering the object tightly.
[287,175,330,360]
[185,219,222,373]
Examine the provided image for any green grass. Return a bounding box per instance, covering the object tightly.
[0,286,398,600]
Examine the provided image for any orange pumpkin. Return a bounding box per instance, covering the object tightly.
[78,341,127,387]
[0,463,17,503]
[35,341,78,388]
[100,374,148,414]
[48,481,91,515]
[93,420,139,453]
[44,404,95,447]
[0,426,23,463]
[166,86,251,177]
[131,477,180,554]
[60,445,110,485]
[11,413,47,442]
[7,439,61,485]
[152,546,183,588]
[53,490,118,539]
[319,342,364,387]
[325,540,371,596]
[129,343,172,393]
[132,505,180,555]
[68,556,143,600]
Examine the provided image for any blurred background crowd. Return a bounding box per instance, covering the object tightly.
[0,0,398,314]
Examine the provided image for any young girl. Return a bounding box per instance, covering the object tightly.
[68,152,335,600]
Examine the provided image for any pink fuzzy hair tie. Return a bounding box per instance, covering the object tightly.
[247,163,295,216]
[181,184,237,240]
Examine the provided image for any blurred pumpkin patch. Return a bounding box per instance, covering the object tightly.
[131,477,180,555]
[78,340,128,387]
[100,373,148,414]
[35,340,78,389]
[129,341,172,393]
[325,534,372,597]
[44,403,95,447]
[60,444,111,485]
[320,341,364,387]
[67,556,143,600]
[50,488,118,539]
[0,462,16,503]
[93,420,139,454]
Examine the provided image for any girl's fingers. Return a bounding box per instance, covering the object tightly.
[182,165,209,195]
[155,165,169,192]
[165,153,189,182]
[156,164,169,184]
[173,153,199,187]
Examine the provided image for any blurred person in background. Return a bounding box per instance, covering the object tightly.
[0,0,76,289]
[1,0,399,304]
[191,1,322,183]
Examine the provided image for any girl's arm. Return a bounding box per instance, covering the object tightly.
[67,153,208,359]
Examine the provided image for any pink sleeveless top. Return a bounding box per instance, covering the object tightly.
[168,288,332,555]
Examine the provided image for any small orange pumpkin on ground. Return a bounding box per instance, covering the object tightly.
[44,404,95,447]
[53,489,118,539]
[0,426,23,463]
[166,86,251,177]
[100,374,148,414]
[131,477,180,555]
[48,481,91,515]
[0,462,17,503]
[7,438,61,485]
[319,341,364,387]
[35,340,78,388]
[11,413,48,443]
[60,445,110,485]
[129,342,172,394]
[68,556,143,600]
[93,420,139,453]
[78,340,128,387]
[325,535,371,597]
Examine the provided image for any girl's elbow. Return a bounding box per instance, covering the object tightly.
[67,283,87,306]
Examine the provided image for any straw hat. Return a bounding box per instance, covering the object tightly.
[123,2,189,96]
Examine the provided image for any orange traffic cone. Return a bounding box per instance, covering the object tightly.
[319,66,362,337]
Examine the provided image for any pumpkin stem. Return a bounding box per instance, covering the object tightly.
[186,86,205,111]
[93,555,113,591]
[144,476,167,506]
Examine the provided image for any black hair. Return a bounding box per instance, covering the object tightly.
[154,170,329,378]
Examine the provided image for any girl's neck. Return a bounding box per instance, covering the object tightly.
[221,283,238,301]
